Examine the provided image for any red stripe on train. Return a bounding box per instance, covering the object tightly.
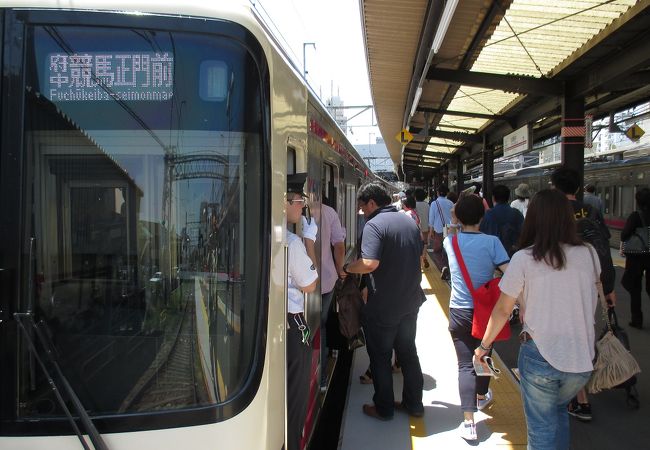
[605,218,626,229]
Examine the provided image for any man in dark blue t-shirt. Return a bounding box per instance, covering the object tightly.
[344,182,425,420]
[480,184,523,257]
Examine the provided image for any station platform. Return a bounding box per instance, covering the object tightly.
[339,257,527,449]
[337,249,650,450]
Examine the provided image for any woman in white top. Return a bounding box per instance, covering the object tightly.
[475,189,598,450]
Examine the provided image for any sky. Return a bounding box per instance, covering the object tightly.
[253,0,381,147]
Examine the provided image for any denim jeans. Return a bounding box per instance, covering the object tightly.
[518,340,591,450]
[362,311,424,417]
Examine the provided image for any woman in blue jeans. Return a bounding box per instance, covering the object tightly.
[475,189,598,450]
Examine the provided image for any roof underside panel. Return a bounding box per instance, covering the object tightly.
[473,0,636,77]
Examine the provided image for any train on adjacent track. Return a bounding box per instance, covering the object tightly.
[0,2,388,449]
[496,156,650,247]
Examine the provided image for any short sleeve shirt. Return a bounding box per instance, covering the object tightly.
[361,206,424,326]
[320,204,346,294]
[428,197,454,233]
[287,231,318,314]
[444,232,509,309]
[499,244,599,373]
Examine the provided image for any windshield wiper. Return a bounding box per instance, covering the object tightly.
[15,313,109,450]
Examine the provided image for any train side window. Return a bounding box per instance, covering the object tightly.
[613,186,621,217]
[287,147,297,232]
[603,187,610,215]
[287,147,296,174]
[346,184,357,250]
[323,163,336,208]
[621,186,635,218]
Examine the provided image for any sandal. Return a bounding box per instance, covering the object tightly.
[359,369,373,384]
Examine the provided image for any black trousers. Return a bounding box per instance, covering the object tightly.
[362,311,424,417]
[622,255,650,325]
[448,307,490,412]
[287,313,311,450]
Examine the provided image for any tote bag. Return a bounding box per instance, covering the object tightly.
[586,247,641,393]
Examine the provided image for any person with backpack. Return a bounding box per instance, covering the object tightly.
[480,184,524,257]
[621,187,650,329]
[550,166,617,421]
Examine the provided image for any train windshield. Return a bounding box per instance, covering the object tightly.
[14,24,266,420]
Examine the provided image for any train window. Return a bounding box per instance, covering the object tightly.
[613,186,621,217]
[323,163,336,208]
[346,184,357,249]
[621,186,635,218]
[603,187,611,215]
[15,23,266,422]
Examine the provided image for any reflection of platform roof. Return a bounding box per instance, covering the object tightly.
[27,87,143,196]
[360,1,650,178]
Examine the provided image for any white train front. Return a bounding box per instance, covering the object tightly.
[0,2,381,449]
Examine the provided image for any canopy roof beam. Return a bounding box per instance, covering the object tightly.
[403,149,453,159]
[410,127,483,143]
[426,67,564,96]
[417,106,509,121]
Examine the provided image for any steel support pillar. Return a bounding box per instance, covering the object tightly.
[456,155,464,193]
[482,137,494,208]
[561,94,585,200]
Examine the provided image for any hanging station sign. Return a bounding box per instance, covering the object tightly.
[503,124,531,158]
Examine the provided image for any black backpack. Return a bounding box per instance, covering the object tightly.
[497,212,521,257]
[575,204,615,295]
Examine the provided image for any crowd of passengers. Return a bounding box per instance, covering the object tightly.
[286,165,647,449]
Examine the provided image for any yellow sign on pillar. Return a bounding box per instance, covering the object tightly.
[395,128,413,145]
[626,124,645,141]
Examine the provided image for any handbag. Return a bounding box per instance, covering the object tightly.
[334,275,364,341]
[586,247,641,394]
[623,211,650,255]
[451,234,511,341]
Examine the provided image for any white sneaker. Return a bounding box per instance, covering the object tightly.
[477,388,493,411]
[459,420,477,441]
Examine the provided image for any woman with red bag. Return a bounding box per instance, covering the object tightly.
[443,195,509,441]
[475,189,599,450]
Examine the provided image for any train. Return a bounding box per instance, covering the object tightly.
[495,156,650,247]
[0,2,389,449]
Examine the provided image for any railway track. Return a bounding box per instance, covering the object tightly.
[128,297,205,412]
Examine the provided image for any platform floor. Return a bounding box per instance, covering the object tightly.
[339,257,527,450]
[338,248,650,450]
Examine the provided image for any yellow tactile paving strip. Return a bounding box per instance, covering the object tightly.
[412,256,528,448]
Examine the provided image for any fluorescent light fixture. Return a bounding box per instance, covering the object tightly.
[409,86,423,118]
[431,0,459,54]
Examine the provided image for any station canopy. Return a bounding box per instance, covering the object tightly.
[359,0,650,179]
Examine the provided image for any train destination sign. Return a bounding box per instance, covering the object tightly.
[46,52,174,101]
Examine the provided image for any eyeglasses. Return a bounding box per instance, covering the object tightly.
[287,198,306,205]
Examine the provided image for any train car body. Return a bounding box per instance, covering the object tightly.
[496,157,650,247]
[0,2,379,449]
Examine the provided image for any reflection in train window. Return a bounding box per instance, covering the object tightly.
[17,25,265,421]
[603,187,611,215]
